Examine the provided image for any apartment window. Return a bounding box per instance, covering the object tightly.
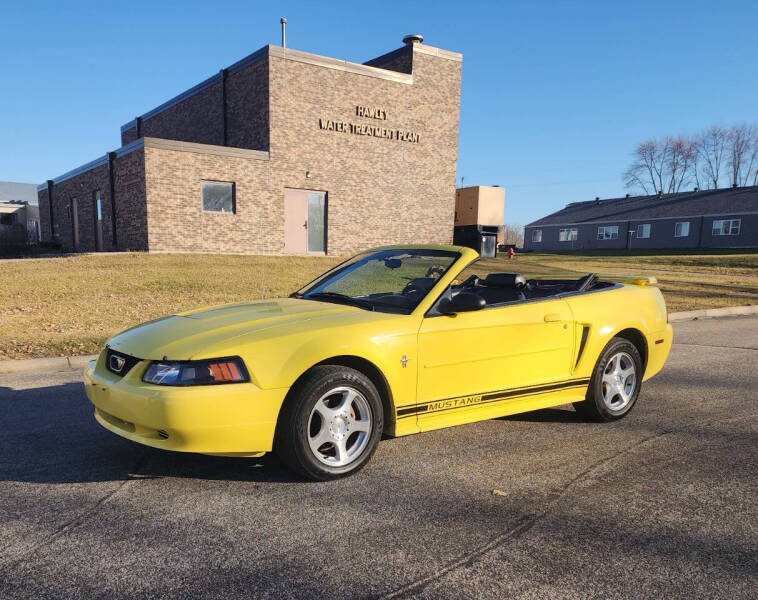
[0,213,14,226]
[597,225,619,240]
[202,181,235,213]
[531,229,542,243]
[559,228,578,242]
[674,221,690,237]
[636,223,651,239]
[712,219,741,236]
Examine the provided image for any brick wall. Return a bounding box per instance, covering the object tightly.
[113,148,148,251]
[37,187,51,241]
[42,164,112,252]
[226,59,270,150]
[140,83,224,146]
[144,145,274,253]
[363,46,413,74]
[37,149,148,252]
[267,44,461,255]
[119,57,270,151]
[121,126,138,147]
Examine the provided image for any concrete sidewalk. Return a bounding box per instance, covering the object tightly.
[1,304,757,375]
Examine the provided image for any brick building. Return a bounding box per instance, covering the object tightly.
[38,36,462,255]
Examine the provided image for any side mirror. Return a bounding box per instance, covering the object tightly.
[438,292,486,315]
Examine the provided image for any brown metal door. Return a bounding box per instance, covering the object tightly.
[284,189,309,254]
[71,198,80,251]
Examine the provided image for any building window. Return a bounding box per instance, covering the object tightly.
[712,219,741,236]
[531,229,542,243]
[0,213,14,226]
[674,221,690,237]
[636,223,651,239]
[597,225,619,240]
[202,181,235,213]
[559,228,578,242]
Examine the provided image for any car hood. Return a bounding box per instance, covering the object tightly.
[106,298,389,360]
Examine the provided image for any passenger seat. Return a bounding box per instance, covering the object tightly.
[477,273,526,304]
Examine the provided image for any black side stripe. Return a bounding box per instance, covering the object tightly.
[397,378,591,419]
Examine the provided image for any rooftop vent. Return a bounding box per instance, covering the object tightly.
[694,186,700,192]
[403,34,424,45]
[625,193,630,198]
[657,190,663,197]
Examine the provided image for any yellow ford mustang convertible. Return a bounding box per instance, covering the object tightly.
[85,245,672,480]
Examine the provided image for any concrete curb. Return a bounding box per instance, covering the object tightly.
[667,304,758,322]
[1,304,758,375]
[0,354,98,375]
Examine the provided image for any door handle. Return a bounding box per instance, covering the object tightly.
[544,313,561,322]
[303,221,308,229]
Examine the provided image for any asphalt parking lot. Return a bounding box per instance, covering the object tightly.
[1,316,757,599]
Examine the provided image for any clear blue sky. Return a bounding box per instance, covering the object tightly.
[2,0,757,225]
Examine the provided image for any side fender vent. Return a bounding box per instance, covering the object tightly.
[575,326,590,368]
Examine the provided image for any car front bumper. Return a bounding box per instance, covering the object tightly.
[84,354,288,455]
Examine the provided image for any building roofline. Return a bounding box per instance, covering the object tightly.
[525,211,758,228]
[142,137,269,160]
[120,40,460,133]
[268,45,415,83]
[38,137,270,190]
[38,140,146,190]
[525,186,758,227]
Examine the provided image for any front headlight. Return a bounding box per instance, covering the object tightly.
[142,357,249,386]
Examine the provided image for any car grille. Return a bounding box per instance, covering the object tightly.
[105,348,141,377]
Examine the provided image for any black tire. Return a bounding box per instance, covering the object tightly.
[573,337,643,422]
[274,365,384,481]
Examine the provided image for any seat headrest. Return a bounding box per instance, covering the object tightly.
[484,273,526,289]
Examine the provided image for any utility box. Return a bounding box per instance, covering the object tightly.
[454,186,505,227]
[453,186,505,257]
[453,224,500,258]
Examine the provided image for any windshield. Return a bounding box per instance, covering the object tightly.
[295,249,460,314]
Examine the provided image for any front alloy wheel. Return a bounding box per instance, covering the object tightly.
[307,386,373,467]
[275,366,384,480]
[574,337,643,422]
[600,351,636,412]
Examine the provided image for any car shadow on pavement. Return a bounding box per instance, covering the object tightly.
[499,406,585,423]
[0,382,302,484]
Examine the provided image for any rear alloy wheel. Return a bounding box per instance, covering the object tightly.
[275,366,383,480]
[574,337,643,422]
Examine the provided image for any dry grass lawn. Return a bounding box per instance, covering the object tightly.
[1,250,757,360]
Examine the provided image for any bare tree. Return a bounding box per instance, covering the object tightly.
[623,140,660,195]
[697,126,727,189]
[733,124,758,186]
[502,223,524,246]
[727,123,753,187]
[667,135,697,193]
[624,136,696,194]
[624,123,758,194]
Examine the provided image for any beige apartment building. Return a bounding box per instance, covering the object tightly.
[38,35,462,255]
